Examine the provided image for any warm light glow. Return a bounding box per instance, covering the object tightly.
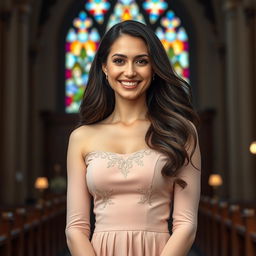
[249,141,256,154]
[208,174,223,187]
[34,177,49,190]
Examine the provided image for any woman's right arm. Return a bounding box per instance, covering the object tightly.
[65,128,96,256]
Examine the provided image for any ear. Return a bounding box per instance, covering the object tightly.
[102,64,107,75]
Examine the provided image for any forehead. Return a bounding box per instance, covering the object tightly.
[109,34,149,56]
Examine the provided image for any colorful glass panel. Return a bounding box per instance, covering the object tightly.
[156,10,189,81]
[107,0,145,30]
[85,0,110,24]
[65,11,100,113]
[142,0,168,23]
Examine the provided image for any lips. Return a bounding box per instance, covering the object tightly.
[121,81,138,86]
[119,80,140,89]
[119,80,140,88]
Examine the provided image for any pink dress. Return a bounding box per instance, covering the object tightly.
[66,148,201,256]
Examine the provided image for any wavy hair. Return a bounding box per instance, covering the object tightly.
[79,20,200,188]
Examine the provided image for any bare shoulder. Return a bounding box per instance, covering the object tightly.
[69,125,94,141]
[69,125,92,146]
[68,124,99,156]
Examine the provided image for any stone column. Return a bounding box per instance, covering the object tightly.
[0,4,13,204]
[1,2,31,205]
[224,0,256,202]
[244,0,256,201]
[14,2,31,204]
[224,0,241,201]
[243,0,256,200]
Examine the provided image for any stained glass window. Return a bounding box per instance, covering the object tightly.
[156,10,189,79]
[85,0,111,24]
[65,11,100,113]
[142,0,168,24]
[107,0,145,30]
[65,0,189,113]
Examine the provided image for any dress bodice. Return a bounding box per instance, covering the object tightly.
[85,148,174,233]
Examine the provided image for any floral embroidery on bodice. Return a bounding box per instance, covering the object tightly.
[93,186,154,209]
[137,186,154,206]
[94,189,114,209]
[86,149,153,178]
[85,148,173,226]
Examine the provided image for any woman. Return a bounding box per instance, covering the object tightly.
[65,20,201,256]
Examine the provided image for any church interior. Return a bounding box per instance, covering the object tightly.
[0,0,256,255]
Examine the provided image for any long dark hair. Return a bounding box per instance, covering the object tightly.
[79,20,200,188]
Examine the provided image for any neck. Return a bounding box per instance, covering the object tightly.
[109,95,149,125]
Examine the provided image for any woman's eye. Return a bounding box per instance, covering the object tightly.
[136,59,149,65]
[113,58,124,64]
[112,58,149,65]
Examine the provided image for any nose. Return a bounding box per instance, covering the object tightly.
[124,62,136,77]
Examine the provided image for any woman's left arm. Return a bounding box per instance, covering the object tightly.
[160,124,201,256]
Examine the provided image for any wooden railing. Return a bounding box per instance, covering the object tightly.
[0,195,67,256]
[196,196,256,256]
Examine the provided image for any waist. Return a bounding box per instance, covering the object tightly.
[94,222,170,233]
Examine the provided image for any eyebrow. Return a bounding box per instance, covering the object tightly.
[111,54,149,58]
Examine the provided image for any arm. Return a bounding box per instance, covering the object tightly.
[160,125,201,256]
[65,128,96,256]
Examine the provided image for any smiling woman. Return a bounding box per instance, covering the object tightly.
[65,20,201,256]
[102,34,153,99]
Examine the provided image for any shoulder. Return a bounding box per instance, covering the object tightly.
[68,125,94,150]
[69,124,99,141]
[69,125,93,140]
[68,124,100,156]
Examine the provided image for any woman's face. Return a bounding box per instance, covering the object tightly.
[102,34,153,101]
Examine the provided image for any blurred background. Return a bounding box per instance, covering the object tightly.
[0,0,255,255]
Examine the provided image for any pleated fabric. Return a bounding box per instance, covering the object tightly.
[91,230,170,256]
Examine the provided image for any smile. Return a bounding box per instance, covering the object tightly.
[119,80,140,88]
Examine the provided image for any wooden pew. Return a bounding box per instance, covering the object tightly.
[229,204,245,256]
[0,211,13,256]
[53,196,66,254]
[219,201,230,256]
[196,196,207,253]
[243,208,256,256]
[12,208,26,256]
[205,197,214,255]
[23,203,45,256]
[0,194,67,256]
[210,199,220,256]
[197,197,256,256]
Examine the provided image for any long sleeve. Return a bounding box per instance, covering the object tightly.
[161,124,201,256]
[65,128,96,256]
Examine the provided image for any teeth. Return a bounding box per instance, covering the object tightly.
[121,81,138,86]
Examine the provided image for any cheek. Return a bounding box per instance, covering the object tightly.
[107,64,121,78]
[143,68,153,78]
[108,70,121,80]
